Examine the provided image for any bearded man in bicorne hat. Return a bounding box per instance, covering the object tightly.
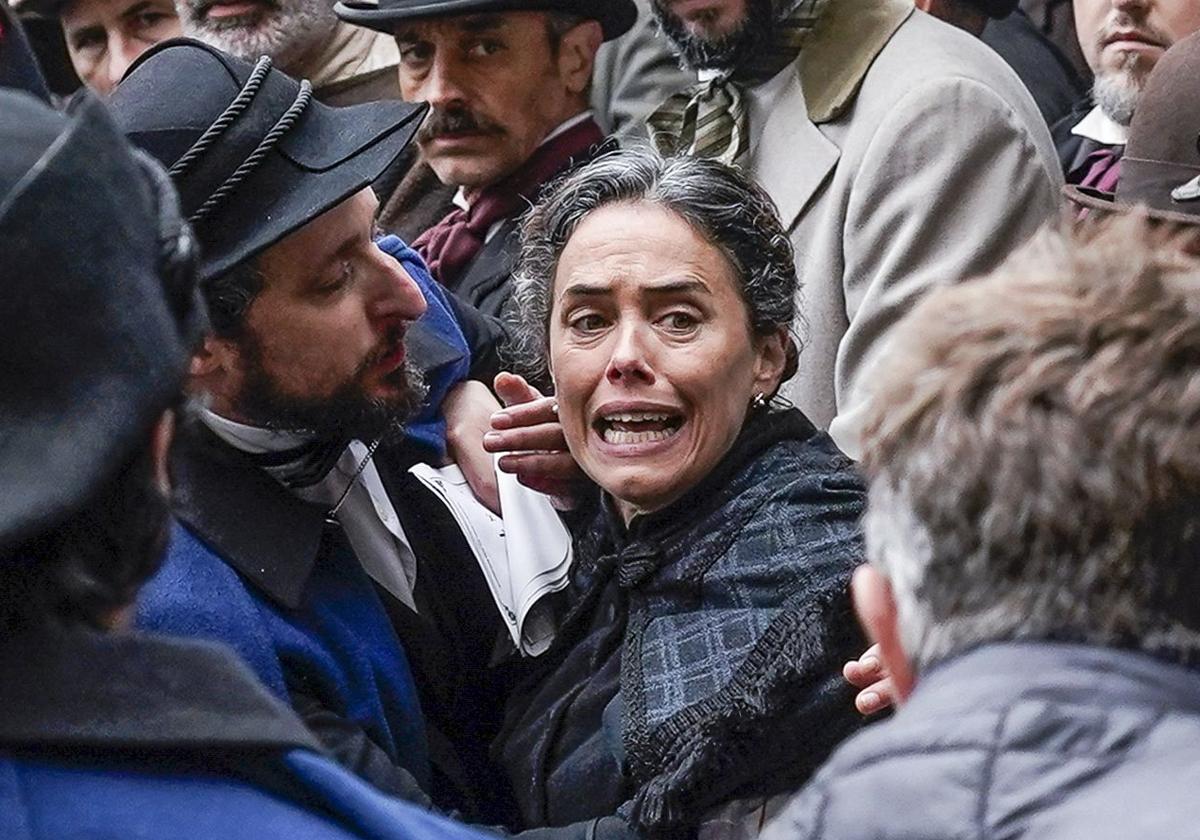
[104,38,563,825]
[333,0,635,319]
[0,85,495,840]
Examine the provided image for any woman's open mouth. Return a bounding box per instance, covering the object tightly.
[594,411,685,445]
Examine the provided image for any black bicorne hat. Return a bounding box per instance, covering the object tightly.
[0,89,200,551]
[335,0,637,42]
[109,38,429,281]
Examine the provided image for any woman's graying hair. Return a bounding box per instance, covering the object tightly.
[509,148,800,383]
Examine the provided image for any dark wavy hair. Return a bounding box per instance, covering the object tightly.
[509,147,801,385]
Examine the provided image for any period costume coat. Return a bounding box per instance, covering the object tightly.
[138,420,515,821]
[495,409,867,838]
[750,0,1061,455]
[761,643,1200,840]
[0,627,494,840]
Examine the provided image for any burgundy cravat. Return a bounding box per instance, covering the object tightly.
[414,118,605,287]
[1079,147,1123,193]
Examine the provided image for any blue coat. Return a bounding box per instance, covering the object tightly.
[137,238,516,812]
[0,629,493,840]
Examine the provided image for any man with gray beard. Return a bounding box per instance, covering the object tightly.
[178,0,402,103]
[1054,0,1200,189]
[645,0,1061,459]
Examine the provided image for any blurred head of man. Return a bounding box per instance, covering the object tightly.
[0,89,199,633]
[393,11,600,192]
[852,215,1200,701]
[55,0,179,95]
[1074,0,1200,125]
[177,0,338,71]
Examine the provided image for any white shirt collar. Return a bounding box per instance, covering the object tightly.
[199,409,419,612]
[1071,106,1129,147]
[452,109,596,212]
[199,408,311,454]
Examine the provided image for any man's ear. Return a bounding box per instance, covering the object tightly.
[189,333,238,378]
[852,564,917,703]
[751,327,788,398]
[188,333,246,419]
[557,20,603,97]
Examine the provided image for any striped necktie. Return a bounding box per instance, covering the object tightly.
[647,0,831,167]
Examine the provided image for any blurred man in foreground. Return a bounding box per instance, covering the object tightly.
[763,214,1200,839]
[0,86,490,840]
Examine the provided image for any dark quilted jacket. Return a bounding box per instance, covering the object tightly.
[763,642,1200,840]
[497,409,867,837]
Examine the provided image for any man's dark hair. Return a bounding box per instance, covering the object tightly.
[206,258,266,337]
[545,11,587,52]
[0,426,172,633]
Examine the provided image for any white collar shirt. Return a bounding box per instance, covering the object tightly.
[200,409,419,612]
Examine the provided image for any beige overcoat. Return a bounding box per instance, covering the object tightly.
[749,0,1063,456]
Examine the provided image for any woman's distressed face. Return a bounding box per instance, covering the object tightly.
[548,201,786,524]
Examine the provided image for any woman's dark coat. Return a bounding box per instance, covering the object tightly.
[496,409,867,837]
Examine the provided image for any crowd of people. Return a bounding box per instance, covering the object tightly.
[2,0,1199,835]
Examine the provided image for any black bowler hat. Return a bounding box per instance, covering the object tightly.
[0,90,199,550]
[1064,30,1200,227]
[335,0,637,41]
[109,39,429,281]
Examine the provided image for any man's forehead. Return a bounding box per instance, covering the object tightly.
[392,11,530,41]
[62,0,160,24]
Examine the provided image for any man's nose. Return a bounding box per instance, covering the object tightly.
[371,256,428,325]
[420,54,469,109]
[105,34,143,92]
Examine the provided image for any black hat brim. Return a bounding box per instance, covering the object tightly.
[334,0,636,41]
[117,39,429,281]
[1062,183,1200,228]
[191,98,426,281]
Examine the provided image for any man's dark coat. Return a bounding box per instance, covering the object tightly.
[138,422,515,820]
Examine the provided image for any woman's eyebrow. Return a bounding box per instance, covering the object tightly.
[641,279,710,295]
[561,282,610,298]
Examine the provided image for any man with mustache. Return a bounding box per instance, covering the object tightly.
[334,0,637,318]
[1054,0,1200,188]
[107,39,521,821]
[644,0,1062,459]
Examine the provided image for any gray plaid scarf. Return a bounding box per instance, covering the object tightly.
[647,0,831,166]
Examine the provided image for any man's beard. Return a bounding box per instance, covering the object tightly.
[232,330,430,445]
[179,0,339,73]
[652,0,775,72]
[1093,66,1142,127]
[1090,15,1173,127]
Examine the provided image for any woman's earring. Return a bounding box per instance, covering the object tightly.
[751,392,769,410]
